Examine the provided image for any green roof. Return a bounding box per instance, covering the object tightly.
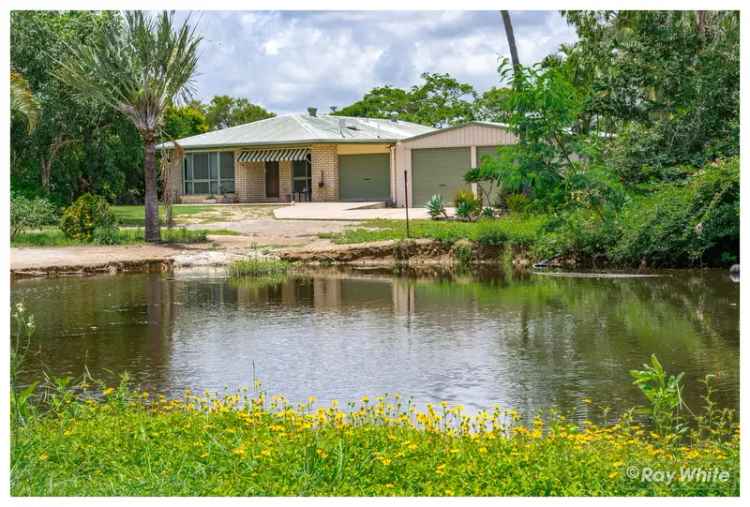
[158,114,436,150]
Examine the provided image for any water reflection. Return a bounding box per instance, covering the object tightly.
[11,268,739,421]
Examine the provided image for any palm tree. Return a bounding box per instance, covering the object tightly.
[55,11,201,242]
[10,70,40,132]
[500,11,520,75]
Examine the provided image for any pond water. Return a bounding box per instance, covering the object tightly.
[11,267,739,421]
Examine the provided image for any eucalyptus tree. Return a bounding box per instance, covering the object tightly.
[55,11,201,241]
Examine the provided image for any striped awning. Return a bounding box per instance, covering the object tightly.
[238,148,309,163]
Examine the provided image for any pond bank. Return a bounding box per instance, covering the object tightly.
[11,237,531,278]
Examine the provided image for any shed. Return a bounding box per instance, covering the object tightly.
[392,122,518,207]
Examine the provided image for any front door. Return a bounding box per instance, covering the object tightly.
[265,161,279,198]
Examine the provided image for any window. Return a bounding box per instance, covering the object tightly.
[292,155,312,193]
[183,152,235,195]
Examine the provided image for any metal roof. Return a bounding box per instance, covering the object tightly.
[158,113,436,150]
[397,120,511,143]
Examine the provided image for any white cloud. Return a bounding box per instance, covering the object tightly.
[179,10,578,114]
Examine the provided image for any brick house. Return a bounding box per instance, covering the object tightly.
[161,111,515,207]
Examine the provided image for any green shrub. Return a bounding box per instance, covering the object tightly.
[504,193,529,213]
[92,224,121,245]
[425,194,447,219]
[59,193,118,242]
[475,220,508,246]
[454,190,481,221]
[10,194,56,240]
[612,157,739,267]
[535,209,619,262]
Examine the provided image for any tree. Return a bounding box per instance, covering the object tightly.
[473,87,512,123]
[204,95,274,130]
[500,11,520,74]
[561,11,739,179]
[163,103,209,140]
[10,70,39,132]
[55,11,202,242]
[335,73,476,127]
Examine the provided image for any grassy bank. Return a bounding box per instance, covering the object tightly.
[11,227,239,247]
[11,383,738,496]
[321,216,546,248]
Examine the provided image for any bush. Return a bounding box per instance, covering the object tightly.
[92,224,121,245]
[425,194,447,219]
[454,190,481,221]
[10,194,56,240]
[504,193,529,213]
[612,157,739,267]
[60,194,118,242]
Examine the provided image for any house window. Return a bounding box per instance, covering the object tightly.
[183,152,235,195]
[292,155,312,194]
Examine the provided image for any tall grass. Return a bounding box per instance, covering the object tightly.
[227,256,291,278]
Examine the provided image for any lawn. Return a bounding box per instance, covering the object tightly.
[320,215,548,248]
[10,384,739,496]
[11,227,239,247]
[112,204,278,226]
[112,204,226,226]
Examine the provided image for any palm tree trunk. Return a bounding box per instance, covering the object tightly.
[143,131,161,242]
[500,11,520,73]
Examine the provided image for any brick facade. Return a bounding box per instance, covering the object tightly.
[311,144,339,201]
[174,145,341,203]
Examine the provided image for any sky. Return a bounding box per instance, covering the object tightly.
[178,11,578,114]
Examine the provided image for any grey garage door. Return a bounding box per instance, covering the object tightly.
[411,147,471,206]
[339,154,390,201]
[476,146,502,205]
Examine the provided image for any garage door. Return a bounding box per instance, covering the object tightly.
[476,146,503,205]
[339,154,390,201]
[411,147,471,206]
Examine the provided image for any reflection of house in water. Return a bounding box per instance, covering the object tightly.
[226,274,416,317]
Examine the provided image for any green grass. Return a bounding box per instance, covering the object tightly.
[323,215,547,248]
[112,205,226,226]
[11,227,238,247]
[227,256,291,278]
[10,383,739,496]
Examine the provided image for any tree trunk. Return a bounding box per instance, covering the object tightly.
[143,131,161,242]
[501,11,520,73]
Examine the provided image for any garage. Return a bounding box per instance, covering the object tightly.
[411,147,471,206]
[338,154,390,201]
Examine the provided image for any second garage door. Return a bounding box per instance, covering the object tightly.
[411,147,471,206]
[339,154,390,201]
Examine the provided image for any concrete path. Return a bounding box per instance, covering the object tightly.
[273,202,448,221]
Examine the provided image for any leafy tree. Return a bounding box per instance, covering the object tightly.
[55,11,202,242]
[561,10,739,180]
[163,104,209,140]
[335,73,476,127]
[11,11,139,202]
[473,87,512,123]
[204,95,275,130]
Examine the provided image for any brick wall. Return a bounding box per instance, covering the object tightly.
[236,159,293,202]
[311,144,339,201]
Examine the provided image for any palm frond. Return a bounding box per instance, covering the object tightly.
[53,10,202,134]
[10,70,40,132]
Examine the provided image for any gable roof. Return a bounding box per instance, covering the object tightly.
[158,113,436,150]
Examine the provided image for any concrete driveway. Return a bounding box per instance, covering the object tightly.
[273,202,446,220]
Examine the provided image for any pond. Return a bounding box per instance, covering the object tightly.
[11,267,739,422]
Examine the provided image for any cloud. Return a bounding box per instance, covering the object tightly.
[178,11,577,114]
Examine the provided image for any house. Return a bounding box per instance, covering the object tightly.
[160,111,517,207]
